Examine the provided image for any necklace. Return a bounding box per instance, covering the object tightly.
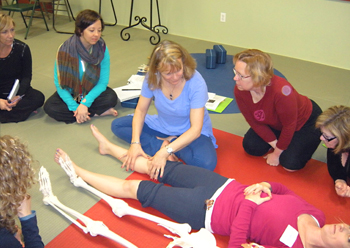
[168,78,185,100]
[169,84,176,100]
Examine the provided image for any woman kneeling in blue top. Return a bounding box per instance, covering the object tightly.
[111,40,217,177]
[44,9,118,124]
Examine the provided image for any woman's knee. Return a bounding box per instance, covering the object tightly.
[280,156,305,171]
[104,88,118,106]
[242,137,269,156]
[111,116,132,136]
[122,180,141,199]
[198,155,217,171]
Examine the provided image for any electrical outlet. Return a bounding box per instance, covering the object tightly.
[220,12,226,22]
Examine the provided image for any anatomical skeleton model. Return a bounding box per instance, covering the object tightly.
[38,154,218,248]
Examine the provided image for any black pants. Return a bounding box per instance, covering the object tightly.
[242,100,322,170]
[137,161,228,230]
[0,87,45,123]
[44,87,118,123]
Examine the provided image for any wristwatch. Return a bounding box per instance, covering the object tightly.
[165,145,173,155]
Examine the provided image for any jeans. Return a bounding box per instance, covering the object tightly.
[111,116,217,170]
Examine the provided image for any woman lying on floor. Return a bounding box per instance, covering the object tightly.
[54,124,350,248]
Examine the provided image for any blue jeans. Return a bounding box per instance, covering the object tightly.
[137,161,228,230]
[111,116,217,170]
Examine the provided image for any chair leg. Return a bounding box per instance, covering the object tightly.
[24,2,49,39]
[39,5,49,31]
[24,9,34,39]
[41,2,51,20]
[63,0,72,21]
[20,12,29,28]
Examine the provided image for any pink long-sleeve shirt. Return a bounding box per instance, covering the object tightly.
[211,181,325,248]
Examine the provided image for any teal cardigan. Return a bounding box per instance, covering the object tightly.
[54,46,110,111]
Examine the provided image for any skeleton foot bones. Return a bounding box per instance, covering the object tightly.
[40,150,218,247]
[39,167,138,248]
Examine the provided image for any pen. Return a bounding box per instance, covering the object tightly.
[9,94,25,104]
[122,89,141,91]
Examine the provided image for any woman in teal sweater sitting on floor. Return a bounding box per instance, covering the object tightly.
[44,9,118,124]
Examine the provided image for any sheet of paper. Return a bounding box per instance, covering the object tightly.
[7,79,19,101]
[206,93,226,111]
[114,75,145,102]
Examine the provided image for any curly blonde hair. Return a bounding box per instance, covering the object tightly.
[146,40,197,90]
[0,135,35,234]
[233,49,274,87]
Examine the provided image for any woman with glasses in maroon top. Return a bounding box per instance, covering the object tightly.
[316,105,350,197]
[233,49,322,171]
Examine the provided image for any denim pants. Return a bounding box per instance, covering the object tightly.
[111,116,217,170]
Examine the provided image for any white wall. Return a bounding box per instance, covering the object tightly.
[69,0,350,70]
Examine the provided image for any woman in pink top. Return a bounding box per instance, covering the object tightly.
[233,49,322,171]
[53,125,350,248]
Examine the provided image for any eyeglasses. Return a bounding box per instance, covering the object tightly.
[322,133,337,142]
[233,68,251,80]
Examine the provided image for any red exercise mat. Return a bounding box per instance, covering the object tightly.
[46,128,349,248]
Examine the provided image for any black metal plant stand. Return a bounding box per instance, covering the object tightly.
[52,0,75,34]
[99,0,117,26]
[120,0,168,45]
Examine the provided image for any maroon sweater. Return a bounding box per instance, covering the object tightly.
[234,75,312,150]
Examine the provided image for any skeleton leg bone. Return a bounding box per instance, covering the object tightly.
[55,148,218,248]
[57,151,192,237]
[39,167,138,248]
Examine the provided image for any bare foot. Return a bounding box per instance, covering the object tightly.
[90,124,113,155]
[97,108,118,117]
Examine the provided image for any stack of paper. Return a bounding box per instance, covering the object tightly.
[206,93,226,110]
[113,75,145,102]
[205,92,233,113]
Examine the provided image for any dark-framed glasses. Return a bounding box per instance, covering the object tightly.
[322,133,337,142]
[233,68,251,80]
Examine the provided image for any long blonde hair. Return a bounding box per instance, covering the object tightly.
[146,40,196,89]
[0,136,36,233]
